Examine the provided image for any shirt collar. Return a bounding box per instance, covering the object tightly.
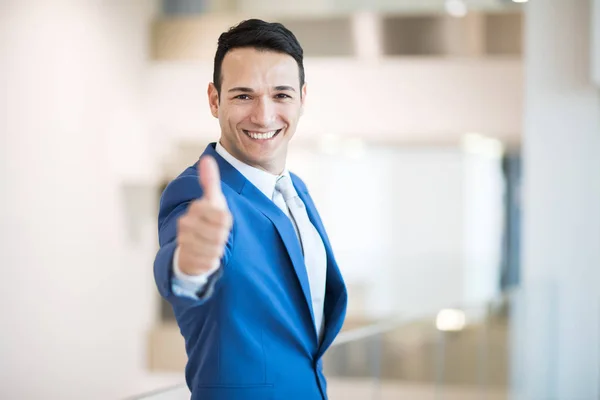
[215,141,289,200]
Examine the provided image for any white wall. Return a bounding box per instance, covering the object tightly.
[0,1,181,399]
[512,0,600,398]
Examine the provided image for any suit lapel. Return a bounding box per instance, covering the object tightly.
[239,182,317,335]
[202,144,317,338]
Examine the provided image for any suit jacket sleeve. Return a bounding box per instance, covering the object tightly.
[153,172,233,309]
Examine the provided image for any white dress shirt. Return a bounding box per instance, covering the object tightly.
[172,142,327,339]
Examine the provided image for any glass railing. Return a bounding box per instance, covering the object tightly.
[323,299,514,400]
[129,286,578,400]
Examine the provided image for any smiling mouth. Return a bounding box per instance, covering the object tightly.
[243,129,282,140]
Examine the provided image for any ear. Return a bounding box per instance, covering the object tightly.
[300,82,307,116]
[208,82,219,118]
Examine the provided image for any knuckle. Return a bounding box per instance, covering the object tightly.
[178,218,194,233]
[218,210,233,226]
[212,230,225,245]
[224,212,233,227]
[178,237,191,251]
[221,229,230,243]
[208,247,221,259]
[215,212,226,225]
[207,208,223,221]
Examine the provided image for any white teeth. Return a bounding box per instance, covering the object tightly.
[246,130,278,140]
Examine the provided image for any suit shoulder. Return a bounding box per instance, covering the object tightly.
[161,165,202,202]
[158,165,203,225]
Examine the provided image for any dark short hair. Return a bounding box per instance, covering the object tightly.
[213,19,305,97]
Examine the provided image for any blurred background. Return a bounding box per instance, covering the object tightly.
[1,0,599,399]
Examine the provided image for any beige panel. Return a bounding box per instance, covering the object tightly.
[152,11,523,60]
[485,12,523,55]
[152,15,245,61]
[278,16,355,57]
[148,323,187,372]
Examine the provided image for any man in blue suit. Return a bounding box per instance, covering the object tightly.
[154,19,347,400]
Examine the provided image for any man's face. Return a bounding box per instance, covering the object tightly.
[208,47,306,175]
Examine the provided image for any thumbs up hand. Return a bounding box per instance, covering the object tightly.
[177,156,233,276]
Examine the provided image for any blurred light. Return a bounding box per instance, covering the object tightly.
[445,0,468,18]
[344,138,366,159]
[512,0,528,3]
[318,133,341,155]
[318,135,366,159]
[436,309,466,332]
[461,133,504,159]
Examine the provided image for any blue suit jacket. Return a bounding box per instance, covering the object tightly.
[154,143,348,400]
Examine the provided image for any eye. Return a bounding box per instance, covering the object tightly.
[275,93,292,99]
[234,94,251,100]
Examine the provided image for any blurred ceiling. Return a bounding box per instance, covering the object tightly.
[162,0,526,17]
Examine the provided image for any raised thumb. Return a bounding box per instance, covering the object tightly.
[198,155,226,209]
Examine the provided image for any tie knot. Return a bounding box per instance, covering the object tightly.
[275,175,297,202]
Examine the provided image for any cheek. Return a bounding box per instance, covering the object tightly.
[221,107,245,127]
[282,111,301,128]
[278,105,301,125]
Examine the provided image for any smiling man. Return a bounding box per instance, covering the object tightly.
[153,19,348,400]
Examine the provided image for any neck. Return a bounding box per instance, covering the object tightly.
[218,139,286,176]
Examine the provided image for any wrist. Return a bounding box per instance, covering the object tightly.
[173,247,219,280]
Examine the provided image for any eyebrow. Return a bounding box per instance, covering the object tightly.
[228,87,254,93]
[274,85,296,92]
[228,85,297,93]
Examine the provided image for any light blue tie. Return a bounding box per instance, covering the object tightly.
[274,175,327,341]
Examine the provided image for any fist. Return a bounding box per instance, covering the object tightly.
[176,155,233,276]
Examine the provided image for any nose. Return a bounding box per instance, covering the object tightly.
[249,97,275,127]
